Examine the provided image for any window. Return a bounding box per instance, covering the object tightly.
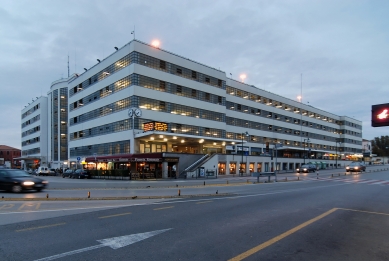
[73,87,77,93]
[191,89,197,97]
[176,68,182,74]
[74,117,78,123]
[218,79,222,87]
[88,78,92,85]
[73,102,77,109]
[205,77,210,83]
[237,104,242,111]
[176,85,182,93]
[192,71,197,79]
[205,93,210,101]
[159,60,166,69]
[159,101,166,111]
[159,81,166,91]
[217,96,222,104]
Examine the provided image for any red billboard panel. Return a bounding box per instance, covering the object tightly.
[372,103,389,127]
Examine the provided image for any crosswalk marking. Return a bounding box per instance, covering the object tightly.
[304,177,389,186]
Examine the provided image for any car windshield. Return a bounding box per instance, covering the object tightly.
[301,165,310,168]
[5,170,31,177]
[349,163,360,166]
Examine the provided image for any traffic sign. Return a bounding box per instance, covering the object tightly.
[76,157,81,162]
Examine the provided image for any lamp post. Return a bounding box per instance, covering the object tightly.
[335,138,341,168]
[303,138,310,164]
[240,131,249,176]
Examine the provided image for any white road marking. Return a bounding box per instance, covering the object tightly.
[33,228,172,261]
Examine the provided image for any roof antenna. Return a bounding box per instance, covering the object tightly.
[131,25,135,40]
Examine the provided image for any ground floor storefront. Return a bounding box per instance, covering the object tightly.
[84,153,179,179]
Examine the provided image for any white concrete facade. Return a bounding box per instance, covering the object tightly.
[20,96,48,168]
[22,39,363,173]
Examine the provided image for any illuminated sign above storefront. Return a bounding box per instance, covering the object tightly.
[143,121,168,132]
[372,103,389,127]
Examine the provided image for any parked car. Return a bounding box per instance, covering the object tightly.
[49,169,57,176]
[62,169,74,178]
[346,162,366,172]
[296,164,317,173]
[72,169,91,179]
[0,169,48,192]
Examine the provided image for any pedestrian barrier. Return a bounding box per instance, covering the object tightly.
[251,172,276,183]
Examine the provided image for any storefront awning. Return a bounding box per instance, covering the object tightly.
[85,153,166,163]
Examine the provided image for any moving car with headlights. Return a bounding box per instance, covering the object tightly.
[0,169,48,193]
[296,164,317,173]
[346,162,366,172]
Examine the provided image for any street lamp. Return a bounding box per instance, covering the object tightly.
[335,138,341,168]
[303,138,310,164]
[240,131,249,176]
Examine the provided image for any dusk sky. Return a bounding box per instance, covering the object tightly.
[1,0,388,149]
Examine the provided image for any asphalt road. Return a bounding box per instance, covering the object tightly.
[1,169,389,260]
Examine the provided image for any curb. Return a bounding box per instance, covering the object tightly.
[0,193,234,201]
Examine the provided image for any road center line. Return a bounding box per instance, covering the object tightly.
[228,208,338,261]
[99,212,132,219]
[16,222,66,232]
[153,206,174,211]
[196,201,213,204]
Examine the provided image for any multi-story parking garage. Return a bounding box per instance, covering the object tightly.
[21,39,363,177]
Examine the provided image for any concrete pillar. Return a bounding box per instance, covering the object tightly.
[162,161,168,179]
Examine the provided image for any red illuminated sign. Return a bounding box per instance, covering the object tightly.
[372,103,389,127]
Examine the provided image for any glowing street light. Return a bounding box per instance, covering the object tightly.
[151,40,160,48]
[240,74,247,83]
[297,95,302,102]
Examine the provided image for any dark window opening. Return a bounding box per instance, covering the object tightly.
[159,60,166,69]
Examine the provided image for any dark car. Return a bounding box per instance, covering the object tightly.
[62,169,74,178]
[0,169,48,193]
[72,169,91,179]
[296,164,317,173]
[346,162,366,172]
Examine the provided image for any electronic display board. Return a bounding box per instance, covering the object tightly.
[372,103,389,127]
[143,121,168,132]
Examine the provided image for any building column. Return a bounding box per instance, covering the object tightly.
[162,161,168,179]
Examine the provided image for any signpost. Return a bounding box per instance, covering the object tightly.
[274,143,283,181]
[76,156,81,169]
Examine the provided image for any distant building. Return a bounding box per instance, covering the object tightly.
[0,145,21,168]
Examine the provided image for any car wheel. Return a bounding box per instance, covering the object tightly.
[36,188,42,192]
[62,175,65,178]
[12,185,23,193]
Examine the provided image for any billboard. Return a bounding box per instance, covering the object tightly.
[372,103,389,127]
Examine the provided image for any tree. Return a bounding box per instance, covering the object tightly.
[371,135,389,156]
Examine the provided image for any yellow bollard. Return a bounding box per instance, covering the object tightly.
[46,194,49,199]
[88,191,90,198]
[178,189,181,196]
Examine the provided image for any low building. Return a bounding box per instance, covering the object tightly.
[0,145,21,169]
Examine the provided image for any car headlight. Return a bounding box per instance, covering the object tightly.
[42,181,49,184]
[296,169,300,171]
[346,167,350,169]
[303,168,307,171]
[23,181,35,186]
